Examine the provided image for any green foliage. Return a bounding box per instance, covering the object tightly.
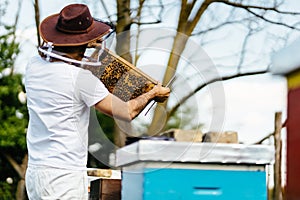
[0,182,14,200]
[96,111,115,142]
[0,26,28,151]
[0,29,20,68]
[0,2,28,199]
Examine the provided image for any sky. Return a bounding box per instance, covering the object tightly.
[3,0,296,145]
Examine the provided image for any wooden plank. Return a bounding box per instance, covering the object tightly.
[273,112,283,200]
[87,169,112,178]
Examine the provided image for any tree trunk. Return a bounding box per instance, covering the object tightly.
[16,179,27,200]
[116,0,132,62]
[147,0,213,134]
[147,33,189,134]
[114,0,133,147]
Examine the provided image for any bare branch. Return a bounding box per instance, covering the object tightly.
[131,20,161,25]
[186,0,215,34]
[218,0,300,15]
[157,0,166,20]
[133,0,146,66]
[34,0,41,46]
[245,8,300,30]
[215,0,300,30]
[192,19,245,35]
[99,0,113,22]
[167,70,269,120]
[12,0,22,31]
[10,0,22,74]
[138,0,146,17]
[2,152,24,178]
[236,20,262,73]
[254,132,273,145]
[130,2,164,25]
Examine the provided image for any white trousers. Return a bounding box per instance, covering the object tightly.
[25,165,88,200]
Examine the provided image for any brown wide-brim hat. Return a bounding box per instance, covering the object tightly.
[39,4,111,46]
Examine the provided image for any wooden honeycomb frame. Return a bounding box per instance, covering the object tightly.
[82,48,158,102]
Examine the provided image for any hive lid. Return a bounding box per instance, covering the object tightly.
[115,140,275,167]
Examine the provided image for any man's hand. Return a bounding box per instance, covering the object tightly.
[152,84,170,103]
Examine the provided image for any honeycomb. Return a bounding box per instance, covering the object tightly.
[82,48,157,102]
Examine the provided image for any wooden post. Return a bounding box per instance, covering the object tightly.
[273,112,282,200]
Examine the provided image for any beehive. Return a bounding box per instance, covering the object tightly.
[83,48,158,102]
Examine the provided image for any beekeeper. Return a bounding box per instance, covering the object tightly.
[25,3,170,199]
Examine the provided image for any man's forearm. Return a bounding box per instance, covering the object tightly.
[127,89,157,120]
[95,85,169,121]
